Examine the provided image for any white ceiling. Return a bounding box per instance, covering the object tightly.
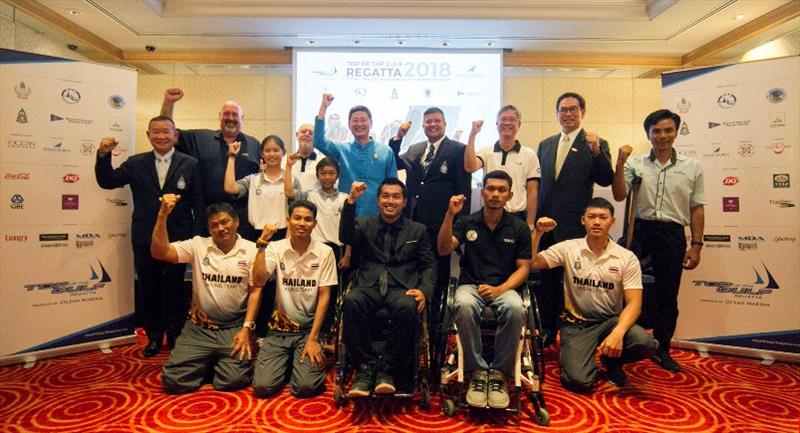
[13,0,796,54]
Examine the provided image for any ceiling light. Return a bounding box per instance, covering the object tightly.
[65,8,80,15]
[484,42,496,47]
[351,40,361,46]
[305,40,316,45]
[732,14,744,21]
[394,40,405,46]
[441,41,450,47]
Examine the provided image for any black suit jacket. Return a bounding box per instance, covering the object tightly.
[388,136,471,230]
[340,201,437,300]
[95,150,204,247]
[537,129,613,241]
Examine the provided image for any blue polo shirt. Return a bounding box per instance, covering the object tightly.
[313,117,397,216]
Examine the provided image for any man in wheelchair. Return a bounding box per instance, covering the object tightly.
[530,197,658,392]
[438,170,532,410]
[339,178,436,397]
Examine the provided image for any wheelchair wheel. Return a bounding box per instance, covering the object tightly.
[533,406,550,426]
[441,398,457,417]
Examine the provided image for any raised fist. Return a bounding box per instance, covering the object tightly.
[617,145,633,164]
[98,137,119,155]
[471,120,484,136]
[396,121,412,139]
[164,88,184,102]
[448,194,466,215]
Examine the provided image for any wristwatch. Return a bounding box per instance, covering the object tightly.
[256,238,268,249]
[528,223,536,232]
[243,321,256,331]
[690,240,704,247]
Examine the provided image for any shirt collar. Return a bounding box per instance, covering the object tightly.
[259,170,285,183]
[493,140,522,153]
[317,188,341,199]
[379,216,404,233]
[286,239,319,260]
[208,234,247,256]
[154,147,175,162]
[559,127,583,144]
[648,148,677,165]
[579,236,620,259]
[301,150,318,160]
[428,136,446,148]
[476,208,513,229]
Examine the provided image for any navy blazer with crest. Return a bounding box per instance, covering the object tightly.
[95,150,204,247]
[537,129,613,242]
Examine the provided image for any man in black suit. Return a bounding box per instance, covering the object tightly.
[160,88,260,239]
[95,116,204,357]
[388,107,471,334]
[536,92,614,346]
[339,179,436,397]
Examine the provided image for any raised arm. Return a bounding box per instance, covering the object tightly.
[252,224,279,288]
[438,195,465,255]
[612,145,633,202]
[151,194,182,263]
[588,133,614,187]
[464,121,484,174]
[223,141,245,196]
[284,152,301,200]
[313,93,342,159]
[94,137,129,189]
[388,121,412,171]
[530,217,557,269]
[160,88,184,118]
[339,182,367,245]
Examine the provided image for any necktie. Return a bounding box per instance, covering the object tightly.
[378,227,393,297]
[157,157,168,188]
[422,143,436,172]
[554,134,570,179]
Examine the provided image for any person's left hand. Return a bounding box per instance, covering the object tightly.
[230,328,253,360]
[683,246,701,270]
[598,331,623,358]
[301,339,325,368]
[585,132,601,155]
[477,284,501,302]
[406,289,426,313]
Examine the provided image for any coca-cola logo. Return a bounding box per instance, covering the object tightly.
[63,173,80,183]
[5,173,30,180]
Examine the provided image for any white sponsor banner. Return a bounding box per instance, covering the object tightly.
[662,56,799,358]
[0,57,136,363]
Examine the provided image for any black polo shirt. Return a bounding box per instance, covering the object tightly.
[175,129,260,205]
[453,209,532,286]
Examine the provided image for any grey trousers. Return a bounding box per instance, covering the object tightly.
[253,332,326,398]
[559,316,657,393]
[162,320,252,394]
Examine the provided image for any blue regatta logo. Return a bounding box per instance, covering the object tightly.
[692,262,779,297]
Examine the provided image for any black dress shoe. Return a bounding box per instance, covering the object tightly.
[142,341,162,358]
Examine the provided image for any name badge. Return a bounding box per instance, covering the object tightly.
[440,161,448,174]
[177,176,186,190]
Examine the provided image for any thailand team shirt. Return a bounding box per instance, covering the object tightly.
[476,141,540,213]
[172,235,257,328]
[540,237,642,322]
[623,150,705,226]
[263,239,338,332]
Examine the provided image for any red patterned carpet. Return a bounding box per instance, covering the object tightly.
[1,332,798,433]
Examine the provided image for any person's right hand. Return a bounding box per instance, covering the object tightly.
[348,181,367,202]
[396,121,412,139]
[98,137,119,155]
[164,88,184,102]
[260,224,279,243]
[286,152,301,167]
[227,141,241,156]
[470,120,484,136]
[321,93,334,108]
[535,217,557,234]
[159,193,182,215]
[617,145,633,165]
[448,195,466,215]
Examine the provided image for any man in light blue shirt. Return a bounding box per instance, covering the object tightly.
[313,93,397,216]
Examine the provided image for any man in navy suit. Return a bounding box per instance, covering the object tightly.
[95,116,204,357]
[388,107,472,335]
[536,93,614,346]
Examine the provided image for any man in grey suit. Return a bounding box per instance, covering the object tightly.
[536,92,614,346]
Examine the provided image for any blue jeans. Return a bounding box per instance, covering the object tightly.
[453,284,525,377]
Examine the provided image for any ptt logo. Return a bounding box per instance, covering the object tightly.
[692,263,779,297]
[25,260,112,294]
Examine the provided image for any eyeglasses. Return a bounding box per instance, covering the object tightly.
[558,106,581,114]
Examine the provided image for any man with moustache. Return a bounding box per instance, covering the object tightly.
[339,179,436,397]
[314,93,397,217]
[388,107,472,336]
[160,88,260,239]
[536,92,614,346]
[438,170,531,410]
[95,116,203,358]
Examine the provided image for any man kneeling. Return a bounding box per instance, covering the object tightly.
[530,197,658,392]
[152,197,264,394]
[252,200,337,398]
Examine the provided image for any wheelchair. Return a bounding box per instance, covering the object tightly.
[437,277,549,425]
[331,281,433,409]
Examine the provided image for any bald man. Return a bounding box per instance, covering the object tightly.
[284,123,320,193]
[161,88,261,239]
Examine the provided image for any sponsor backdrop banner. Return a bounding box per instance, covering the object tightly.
[0,50,136,363]
[662,56,799,358]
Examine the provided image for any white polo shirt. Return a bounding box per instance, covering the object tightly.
[172,235,257,328]
[623,150,705,226]
[477,141,541,213]
[264,239,338,332]
[297,188,348,246]
[540,237,642,322]
[236,170,301,229]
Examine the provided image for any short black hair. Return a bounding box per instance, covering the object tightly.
[316,156,340,176]
[378,177,407,199]
[584,197,614,217]
[349,105,372,121]
[556,92,586,111]
[483,170,513,189]
[289,199,318,219]
[643,109,681,134]
[206,202,238,222]
[423,107,445,120]
[148,115,175,129]
[262,134,286,153]
[497,105,521,123]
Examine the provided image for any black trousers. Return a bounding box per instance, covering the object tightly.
[633,219,686,350]
[535,230,564,336]
[342,285,419,373]
[133,244,189,343]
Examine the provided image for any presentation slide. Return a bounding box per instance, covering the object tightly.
[293,49,503,154]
